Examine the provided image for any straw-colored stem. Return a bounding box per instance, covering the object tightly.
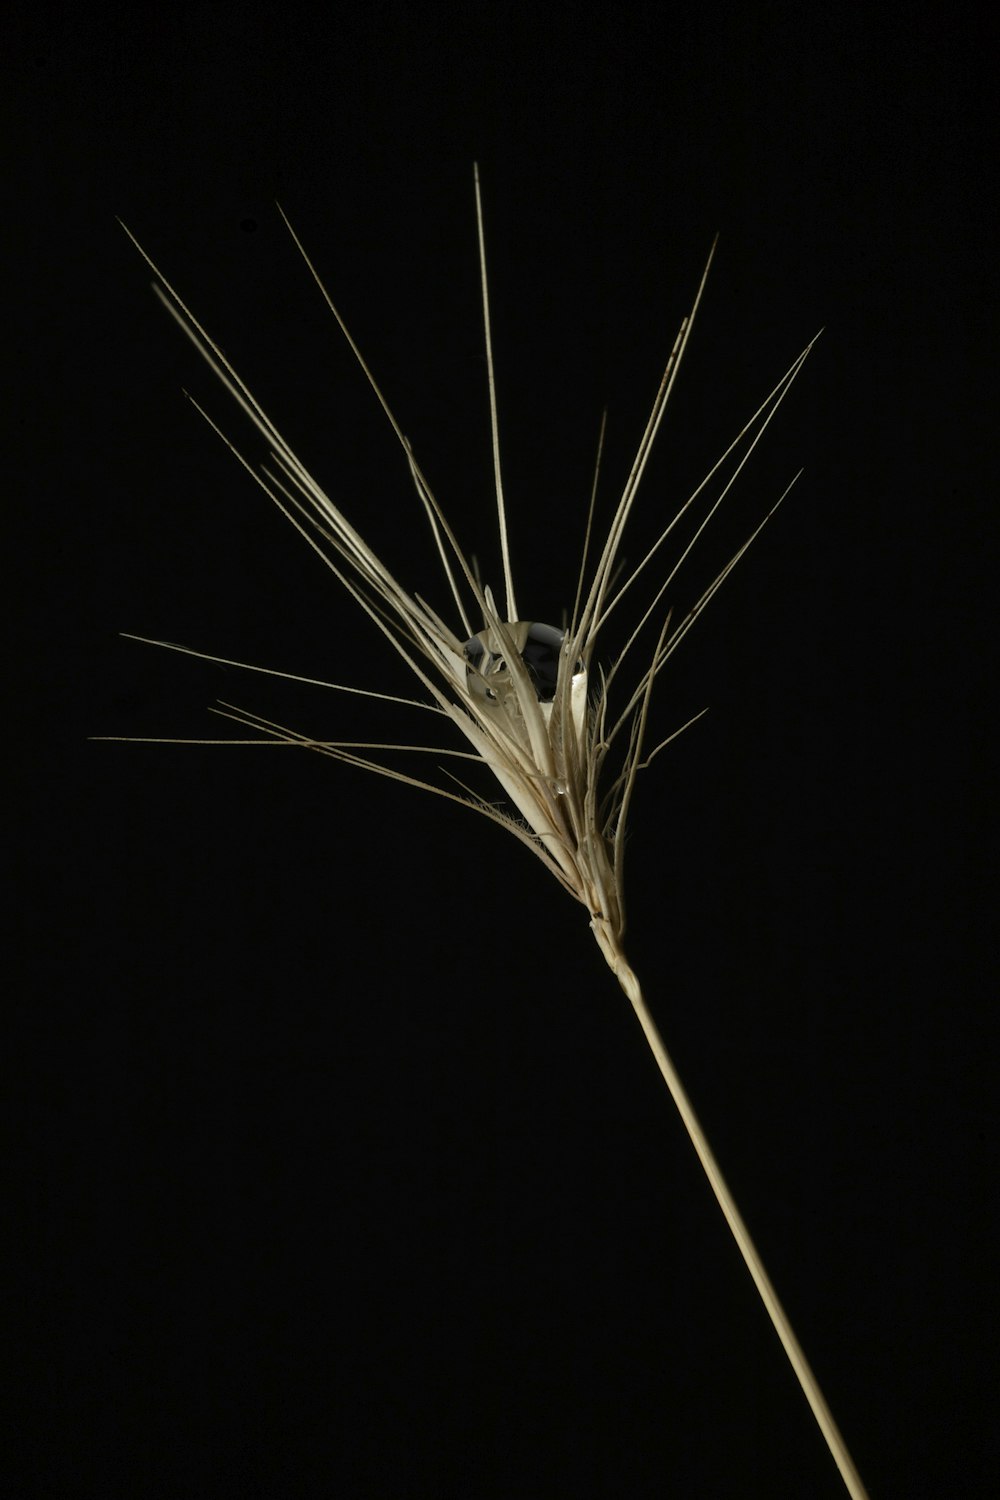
[591,922,870,1500]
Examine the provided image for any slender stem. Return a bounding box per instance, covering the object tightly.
[595,927,870,1500]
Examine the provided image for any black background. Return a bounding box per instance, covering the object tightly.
[8,4,994,1498]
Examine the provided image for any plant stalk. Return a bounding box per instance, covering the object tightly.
[593,923,870,1500]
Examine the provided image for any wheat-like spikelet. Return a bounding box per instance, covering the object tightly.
[107,169,869,1499]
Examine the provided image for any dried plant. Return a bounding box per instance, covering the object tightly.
[108,170,869,1498]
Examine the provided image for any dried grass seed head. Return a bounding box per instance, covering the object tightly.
[116,174,816,961]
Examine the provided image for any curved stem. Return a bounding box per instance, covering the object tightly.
[592,923,870,1500]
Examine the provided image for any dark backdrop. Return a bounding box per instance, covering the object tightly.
[9,5,993,1498]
